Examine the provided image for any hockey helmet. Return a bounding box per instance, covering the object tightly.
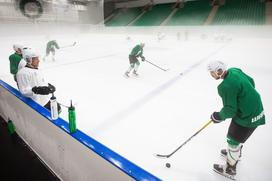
[207,61,227,72]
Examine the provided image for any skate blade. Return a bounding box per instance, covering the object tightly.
[213,168,236,180]
[124,74,139,78]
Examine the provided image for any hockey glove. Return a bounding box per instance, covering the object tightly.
[32,84,55,95]
[210,112,223,123]
[141,56,145,62]
[48,83,56,93]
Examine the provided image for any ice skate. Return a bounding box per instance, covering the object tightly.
[213,163,236,180]
[124,71,130,78]
[132,70,139,77]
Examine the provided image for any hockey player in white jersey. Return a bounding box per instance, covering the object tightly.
[17,49,61,112]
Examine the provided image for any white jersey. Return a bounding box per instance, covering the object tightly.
[16,66,50,106]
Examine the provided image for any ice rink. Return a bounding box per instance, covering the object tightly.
[1,26,272,180]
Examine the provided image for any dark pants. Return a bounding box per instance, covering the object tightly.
[129,55,139,64]
[227,120,257,143]
[46,48,55,56]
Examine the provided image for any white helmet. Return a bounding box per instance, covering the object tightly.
[13,44,24,52]
[207,61,227,72]
[23,49,39,63]
[22,47,31,61]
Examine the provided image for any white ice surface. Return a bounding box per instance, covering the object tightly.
[1,27,272,181]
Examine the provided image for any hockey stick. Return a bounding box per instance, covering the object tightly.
[145,60,169,71]
[60,42,76,49]
[155,120,213,158]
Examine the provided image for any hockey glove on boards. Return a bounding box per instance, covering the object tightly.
[32,83,56,95]
[211,112,223,123]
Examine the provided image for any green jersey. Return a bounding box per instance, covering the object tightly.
[9,52,22,81]
[218,68,265,128]
[130,45,143,57]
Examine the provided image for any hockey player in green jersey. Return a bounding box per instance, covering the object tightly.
[9,44,26,82]
[124,43,145,77]
[207,61,265,180]
[44,40,59,61]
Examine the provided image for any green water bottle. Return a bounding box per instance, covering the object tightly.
[7,119,15,135]
[68,100,76,133]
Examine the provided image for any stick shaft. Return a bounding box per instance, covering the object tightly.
[157,120,213,158]
[145,60,167,71]
[60,42,76,48]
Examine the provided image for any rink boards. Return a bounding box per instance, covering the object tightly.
[0,79,161,181]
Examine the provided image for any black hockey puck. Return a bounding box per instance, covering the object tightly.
[166,163,171,168]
